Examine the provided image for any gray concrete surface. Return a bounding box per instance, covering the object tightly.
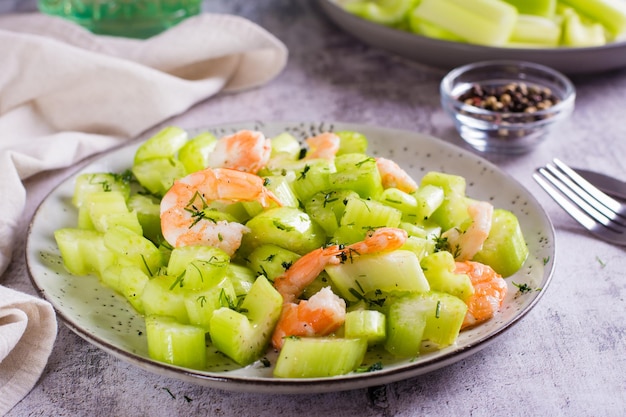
[3,1,626,416]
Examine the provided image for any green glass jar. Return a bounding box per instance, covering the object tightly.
[38,0,202,38]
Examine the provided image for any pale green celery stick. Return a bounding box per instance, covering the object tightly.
[559,0,626,38]
[509,14,562,46]
[502,0,557,17]
[343,0,417,25]
[408,10,465,42]
[561,7,607,46]
[412,0,518,46]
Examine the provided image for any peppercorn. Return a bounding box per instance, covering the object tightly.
[457,82,560,114]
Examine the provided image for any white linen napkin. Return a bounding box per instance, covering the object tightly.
[0,286,57,416]
[0,12,287,415]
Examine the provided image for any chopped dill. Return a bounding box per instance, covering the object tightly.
[297,164,311,180]
[356,361,383,373]
[512,282,533,294]
[433,234,449,252]
[169,271,186,290]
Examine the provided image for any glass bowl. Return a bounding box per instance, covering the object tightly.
[440,60,576,154]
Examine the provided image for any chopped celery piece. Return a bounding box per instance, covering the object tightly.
[72,172,131,208]
[330,153,383,199]
[263,175,299,208]
[413,184,445,222]
[103,226,163,276]
[509,14,562,46]
[132,157,187,197]
[502,0,556,17]
[325,250,430,302]
[561,8,607,46]
[127,194,162,244]
[344,309,386,345]
[385,291,467,357]
[473,209,529,277]
[291,159,334,202]
[340,195,402,233]
[54,228,115,276]
[141,274,189,323]
[247,244,301,282]
[167,246,230,291]
[145,315,206,370]
[420,172,468,230]
[226,264,256,296]
[270,132,302,159]
[343,0,415,25]
[209,276,282,366]
[400,235,435,260]
[178,132,217,174]
[560,0,626,38]
[335,130,368,155]
[412,0,518,46]
[241,207,326,255]
[420,171,466,196]
[305,190,357,236]
[378,187,418,218]
[134,126,188,164]
[81,191,142,235]
[100,264,150,314]
[420,251,474,301]
[273,337,367,378]
[408,12,465,41]
[184,277,237,331]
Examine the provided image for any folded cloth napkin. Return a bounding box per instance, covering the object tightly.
[0,286,57,416]
[0,12,287,415]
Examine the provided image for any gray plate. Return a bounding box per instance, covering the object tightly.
[27,121,555,394]
[318,0,626,75]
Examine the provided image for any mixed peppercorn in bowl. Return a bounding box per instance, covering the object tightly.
[440,60,576,154]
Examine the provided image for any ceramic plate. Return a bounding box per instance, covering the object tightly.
[27,121,555,394]
[318,0,626,75]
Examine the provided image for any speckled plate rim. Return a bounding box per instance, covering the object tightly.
[26,121,556,394]
[317,0,626,75]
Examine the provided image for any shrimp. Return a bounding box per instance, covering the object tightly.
[305,132,340,160]
[442,201,493,261]
[160,167,281,256]
[271,287,346,349]
[273,227,408,304]
[375,157,418,193]
[455,261,507,329]
[207,130,271,174]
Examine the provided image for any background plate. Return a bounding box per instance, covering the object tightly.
[27,121,555,394]
[318,0,626,75]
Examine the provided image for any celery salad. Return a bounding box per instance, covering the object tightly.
[340,0,626,49]
[54,126,529,378]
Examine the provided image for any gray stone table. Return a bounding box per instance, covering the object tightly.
[3,1,626,416]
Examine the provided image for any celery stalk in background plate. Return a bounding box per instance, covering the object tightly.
[560,0,626,38]
[412,0,518,46]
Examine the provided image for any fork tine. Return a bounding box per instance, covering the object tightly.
[543,162,626,228]
[535,167,623,232]
[534,162,626,245]
[533,171,600,231]
[552,158,626,220]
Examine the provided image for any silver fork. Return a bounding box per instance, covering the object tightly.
[533,158,626,245]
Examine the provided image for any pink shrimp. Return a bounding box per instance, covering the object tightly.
[207,130,271,174]
[273,227,408,304]
[375,157,418,193]
[305,132,341,160]
[160,167,281,256]
[443,201,493,261]
[271,287,346,349]
[455,261,507,329]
